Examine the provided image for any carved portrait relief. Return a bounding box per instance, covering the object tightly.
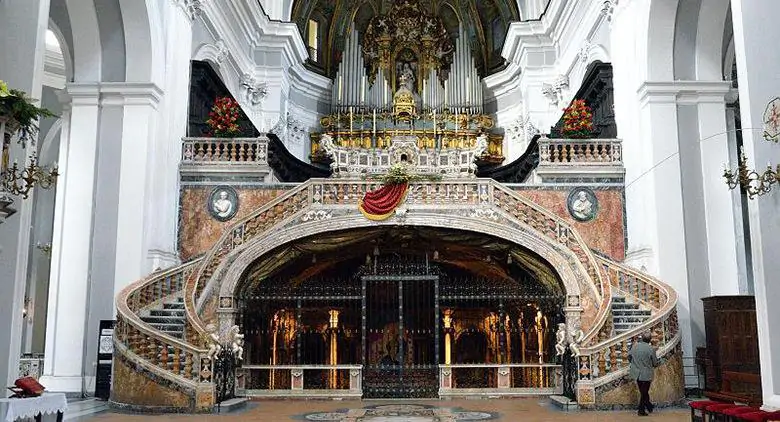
[208,186,239,222]
[567,187,598,222]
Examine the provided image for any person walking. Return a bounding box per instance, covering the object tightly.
[628,332,659,416]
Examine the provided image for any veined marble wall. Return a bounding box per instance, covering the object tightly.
[178,185,293,260]
[512,186,626,261]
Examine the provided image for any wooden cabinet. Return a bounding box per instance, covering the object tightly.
[702,296,760,394]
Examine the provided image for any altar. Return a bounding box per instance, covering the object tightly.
[0,393,67,422]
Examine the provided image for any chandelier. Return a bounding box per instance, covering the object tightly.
[1,152,59,199]
[723,149,779,199]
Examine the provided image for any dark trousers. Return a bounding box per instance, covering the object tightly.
[636,380,652,413]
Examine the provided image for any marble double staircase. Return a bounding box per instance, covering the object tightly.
[112,178,680,411]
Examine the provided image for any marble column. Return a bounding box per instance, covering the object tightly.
[40,85,100,392]
[0,0,51,387]
[731,0,780,410]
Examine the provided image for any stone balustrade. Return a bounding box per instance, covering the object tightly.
[573,255,680,405]
[237,365,363,398]
[538,137,622,165]
[114,260,214,411]
[181,137,268,164]
[439,364,562,396]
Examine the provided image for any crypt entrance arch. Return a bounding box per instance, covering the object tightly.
[200,209,597,398]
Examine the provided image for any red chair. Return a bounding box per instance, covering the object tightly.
[705,403,742,421]
[736,411,780,422]
[691,401,725,422]
[721,406,762,422]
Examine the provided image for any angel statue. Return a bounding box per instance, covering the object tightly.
[204,323,222,359]
[555,323,568,356]
[568,327,586,357]
[229,325,245,361]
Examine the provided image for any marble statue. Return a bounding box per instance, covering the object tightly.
[229,325,245,360]
[205,323,222,359]
[568,327,585,357]
[213,191,233,218]
[571,191,593,220]
[555,323,568,356]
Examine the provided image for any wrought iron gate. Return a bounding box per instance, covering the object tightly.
[362,266,440,398]
[213,348,237,409]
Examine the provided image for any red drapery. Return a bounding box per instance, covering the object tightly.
[358,183,409,221]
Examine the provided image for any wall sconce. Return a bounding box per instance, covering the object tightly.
[723,149,780,199]
[1,152,59,199]
[36,242,52,257]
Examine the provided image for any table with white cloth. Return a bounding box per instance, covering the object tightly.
[0,393,67,422]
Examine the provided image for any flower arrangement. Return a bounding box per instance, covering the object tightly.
[561,99,594,139]
[205,96,241,137]
[366,163,442,185]
[0,80,56,143]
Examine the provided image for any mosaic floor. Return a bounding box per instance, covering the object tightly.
[80,399,691,422]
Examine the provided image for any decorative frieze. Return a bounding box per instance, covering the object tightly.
[239,73,268,108]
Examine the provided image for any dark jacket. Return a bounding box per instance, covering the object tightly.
[628,341,659,381]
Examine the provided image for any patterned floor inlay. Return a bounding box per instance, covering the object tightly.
[300,404,496,421]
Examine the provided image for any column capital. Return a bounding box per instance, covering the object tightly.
[638,81,732,106]
[99,82,164,108]
[174,0,204,21]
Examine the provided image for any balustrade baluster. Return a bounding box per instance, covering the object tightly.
[206,143,215,161]
[622,340,629,365]
[184,353,193,380]
[609,345,618,372]
[640,282,647,303]
[230,143,238,161]
[173,348,181,375]
[598,350,607,375]
[161,344,169,368]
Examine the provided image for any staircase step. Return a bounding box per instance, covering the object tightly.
[611,303,640,310]
[215,397,249,413]
[163,302,185,310]
[611,296,626,303]
[613,316,649,323]
[63,398,108,420]
[142,315,185,324]
[150,309,185,317]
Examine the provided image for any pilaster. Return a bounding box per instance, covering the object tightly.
[731,0,780,410]
[41,84,101,392]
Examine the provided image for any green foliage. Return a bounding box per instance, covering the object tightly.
[0,80,57,142]
[366,163,443,185]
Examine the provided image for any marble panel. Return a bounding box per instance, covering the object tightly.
[514,188,625,260]
[178,186,291,260]
[594,350,685,409]
[110,356,192,409]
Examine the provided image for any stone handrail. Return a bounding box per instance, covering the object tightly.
[180,137,268,164]
[237,365,363,397]
[577,256,679,387]
[189,179,611,346]
[538,137,622,165]
[439,363,563,395]
[114,260,214,393]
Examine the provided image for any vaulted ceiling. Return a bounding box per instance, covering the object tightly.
[291,0,520,77]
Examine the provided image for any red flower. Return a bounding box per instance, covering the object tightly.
[205,96,242,138]
[561,99,594,139]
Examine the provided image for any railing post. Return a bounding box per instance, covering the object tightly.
[497,365,510,389]
[440,366,452,391]
[349,368,361,393]
[291,368,303,390]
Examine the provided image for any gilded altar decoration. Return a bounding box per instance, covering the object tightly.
[361,0,454,89]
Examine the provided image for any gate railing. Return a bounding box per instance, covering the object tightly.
[237,365,363,397]
[439,363,562,396]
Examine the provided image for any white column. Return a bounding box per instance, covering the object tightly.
[695,83,741,296]
[40,85,100,392]
[731,0,780,410]
[111,84,163,301]
[146,0,193,271]
[0,0,52,387]
[635,85,696,358]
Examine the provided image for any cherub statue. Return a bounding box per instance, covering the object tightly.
[205,323,222,359]
[229,325,245,361]
[555,323,568,356]
[568,327,585,357]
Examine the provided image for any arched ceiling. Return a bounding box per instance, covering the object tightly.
[236,226,564,298]
[291,0,520,77]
